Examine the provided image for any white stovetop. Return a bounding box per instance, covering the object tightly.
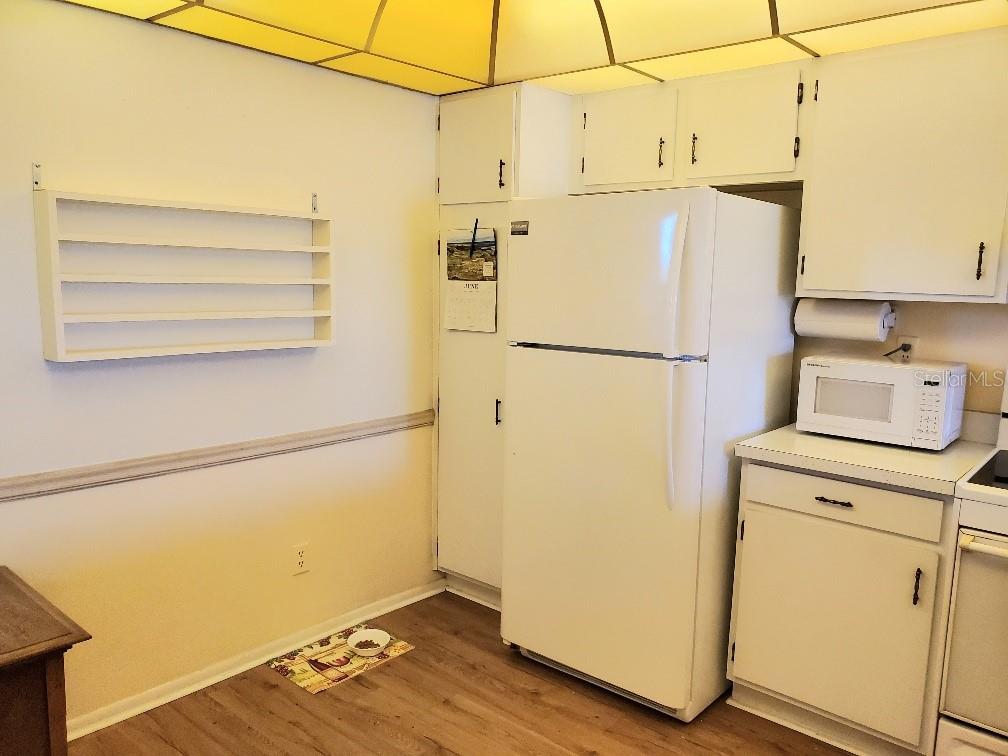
[735,424,994,496]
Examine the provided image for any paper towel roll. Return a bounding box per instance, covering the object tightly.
[794,299,895,342]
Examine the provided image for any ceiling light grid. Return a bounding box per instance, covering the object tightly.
[59,0,1008,95]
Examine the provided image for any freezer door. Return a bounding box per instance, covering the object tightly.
[507,190,714,357]
[501,346,707,710]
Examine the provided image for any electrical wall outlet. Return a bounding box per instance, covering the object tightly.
[292,542,310,575]
[896,336,919,362]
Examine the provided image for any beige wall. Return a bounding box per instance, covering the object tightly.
[735,190,1008,415]
[0,0,438,720]
[796,302,1008,414]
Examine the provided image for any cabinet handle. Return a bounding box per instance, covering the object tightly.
[976,242,985,280]
[658,137,665,168]
[495,399,502,425]
[498,159,506,189]
[912,567,923,606]
[691,133,698,165]
[814,495,853,509]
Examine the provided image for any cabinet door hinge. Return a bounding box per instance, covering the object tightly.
[436,114,440,130]
[797,81,804,105]
[739,520,745,541]
[581,156,585,174]
[793,136,801,158]
[731,642,736,661]
[437,239,441,256]
[814,79,819,101]
[583,112,587,130]
[800,255,806,276]
[436,177,440,193]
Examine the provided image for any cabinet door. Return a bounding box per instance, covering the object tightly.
[582,84,677,185]
[439,88,515,205]
[733,505,938,745]
[436,207,507,587]
[799,34,1008,298]
[683,67,800,179]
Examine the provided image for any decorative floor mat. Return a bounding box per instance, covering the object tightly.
[266,624,413,694]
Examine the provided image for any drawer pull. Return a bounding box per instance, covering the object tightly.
[814,495,854,509]
[912,567,922,606]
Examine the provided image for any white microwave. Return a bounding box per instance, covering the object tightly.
[796,356,967,450]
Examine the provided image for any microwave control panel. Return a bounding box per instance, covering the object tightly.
[913,379,946,447]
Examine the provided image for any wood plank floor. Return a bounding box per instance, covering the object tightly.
[70,592,844,755]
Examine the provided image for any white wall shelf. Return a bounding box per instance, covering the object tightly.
[62,310,331,323]
[34,190,333,362]
[59,233,326,255]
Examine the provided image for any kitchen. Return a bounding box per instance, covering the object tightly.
[1,1,1007,754]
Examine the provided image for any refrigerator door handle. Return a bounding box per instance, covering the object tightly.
[661,207,691,361]
[665,363,676,511]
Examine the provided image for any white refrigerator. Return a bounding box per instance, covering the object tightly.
[500,187,798,722]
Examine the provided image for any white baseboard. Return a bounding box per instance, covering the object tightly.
[443,571,501,611]
[68,578,447,741]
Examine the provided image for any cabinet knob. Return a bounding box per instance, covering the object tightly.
[976,241,985,281]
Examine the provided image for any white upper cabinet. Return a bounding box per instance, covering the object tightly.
[798,31,1008,300]
[682,67,802,180]
[439,87,516,205]
[581,84,677,185]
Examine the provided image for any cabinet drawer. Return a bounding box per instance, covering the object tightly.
[743,464,943,542]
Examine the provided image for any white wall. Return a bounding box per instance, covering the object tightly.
[0,0,438,721]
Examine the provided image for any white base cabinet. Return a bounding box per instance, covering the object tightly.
[729,425,995,756]
[733,503,938,745]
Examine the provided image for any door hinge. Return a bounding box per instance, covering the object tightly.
[436,114,440,130]
[814,79,818,101]
[437,239,441,256]
[583,112,586,129]
[739,520,745,541]
[436,177,440,193]
[731,642,736,661]
[797,81,804,105]
[800,255,806,276]
[793,136,801,158]
[581,156,585,174]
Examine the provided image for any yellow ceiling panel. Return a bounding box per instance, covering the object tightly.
[371,0,493,83]
[601,0,772,62]
[633,38,810,81]
[791,0,1008,55]
[157,6,351,62]
[205,0,381,49]
[61,0,186,18]
[321,53,482,94]
[494,0,610,83]
[531,65,658,95]
[778,0,955,34]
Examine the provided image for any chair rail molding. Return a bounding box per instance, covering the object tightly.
[0,409,435,503]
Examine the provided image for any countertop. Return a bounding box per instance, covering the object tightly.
[735,424,994,495]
